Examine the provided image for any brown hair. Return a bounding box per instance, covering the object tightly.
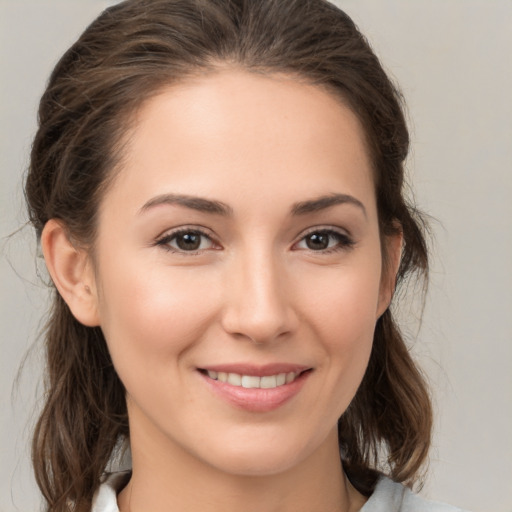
[25,0,432,510]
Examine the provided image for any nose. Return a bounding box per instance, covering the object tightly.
[220,249,298,344]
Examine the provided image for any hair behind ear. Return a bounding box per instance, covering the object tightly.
[339,309,432,495]
[32,294,128,511]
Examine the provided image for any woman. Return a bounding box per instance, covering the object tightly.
[25,0,468,511]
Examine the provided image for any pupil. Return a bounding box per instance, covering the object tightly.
[177,233,201,251]
[306,233,329,250]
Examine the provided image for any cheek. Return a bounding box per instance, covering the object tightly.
[297,258,381,397]
[96,257,219,371]
[302,259,382,341]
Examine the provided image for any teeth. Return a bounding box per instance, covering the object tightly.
[241,375,260,388]
[227,373,242,386]
[206,370,300,389]
[260,375,277,388]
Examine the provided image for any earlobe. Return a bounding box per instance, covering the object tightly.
[377,230,403,318]
[41,219,100,327]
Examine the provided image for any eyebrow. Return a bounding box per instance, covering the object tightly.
[139,192,366,218]
[140,193,234,216]
[291,193,367,218]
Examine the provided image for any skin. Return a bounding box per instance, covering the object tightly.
[42,69,401,512]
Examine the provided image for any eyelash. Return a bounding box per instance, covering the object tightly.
[155,227,355,255]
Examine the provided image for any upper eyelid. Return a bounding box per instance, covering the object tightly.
[295,225,352,240]
[155,225,216,241]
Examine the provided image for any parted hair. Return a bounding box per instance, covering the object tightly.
[25,0,432,510]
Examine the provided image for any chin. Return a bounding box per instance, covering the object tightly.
[195,427,327,477]
[212,450,304,477]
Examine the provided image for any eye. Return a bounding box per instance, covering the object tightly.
[294,229,355,253]
[156,228,217,253]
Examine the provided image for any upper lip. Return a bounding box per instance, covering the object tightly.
[198,363,311,377]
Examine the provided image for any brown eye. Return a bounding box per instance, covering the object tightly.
[156,229,215,253]
[175,232,202,251]
[305,232,330,250]
[295,229,355,253]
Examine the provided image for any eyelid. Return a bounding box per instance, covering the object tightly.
[297,224,351,238]
[155,224,215,241]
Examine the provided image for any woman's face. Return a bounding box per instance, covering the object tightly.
[91,70,395,476]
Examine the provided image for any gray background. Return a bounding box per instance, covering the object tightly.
[1,1,511,511]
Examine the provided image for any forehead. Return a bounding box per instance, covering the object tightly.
[104,69,375,219]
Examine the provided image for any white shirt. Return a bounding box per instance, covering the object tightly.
[92,471,469,512]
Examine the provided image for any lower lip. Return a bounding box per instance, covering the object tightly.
[199,371,311,412]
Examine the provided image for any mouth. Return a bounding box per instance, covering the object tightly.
[197,365,313,412]
[199,369,307,389]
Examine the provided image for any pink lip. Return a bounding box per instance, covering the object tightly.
[197,364,312,413]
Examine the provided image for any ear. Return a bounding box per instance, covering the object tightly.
[41,219,100,327]
[377,229,403,318]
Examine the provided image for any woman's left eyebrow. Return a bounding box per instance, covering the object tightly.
[291,193,367,218]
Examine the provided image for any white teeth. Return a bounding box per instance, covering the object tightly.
[227,373,242,386]
[241,375,260,388]
[260,375,277,388]
[205,370,301,389]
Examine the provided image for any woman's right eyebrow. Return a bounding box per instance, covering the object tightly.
[139,193,234,216]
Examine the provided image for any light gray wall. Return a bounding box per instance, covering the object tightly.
[1,1,511,511]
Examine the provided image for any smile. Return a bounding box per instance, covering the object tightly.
[205,370,300,389]
[198,366,312,412]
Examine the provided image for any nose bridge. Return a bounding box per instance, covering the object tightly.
[221,243,295,343]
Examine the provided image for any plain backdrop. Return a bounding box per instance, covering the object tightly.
[1,1,511,511]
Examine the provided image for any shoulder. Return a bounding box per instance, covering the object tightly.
[91,472,130,512]
[361,476,470,512]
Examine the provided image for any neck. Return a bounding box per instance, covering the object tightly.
[118,423,366,512]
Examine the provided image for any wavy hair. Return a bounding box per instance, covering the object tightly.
[25,0,432,509]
